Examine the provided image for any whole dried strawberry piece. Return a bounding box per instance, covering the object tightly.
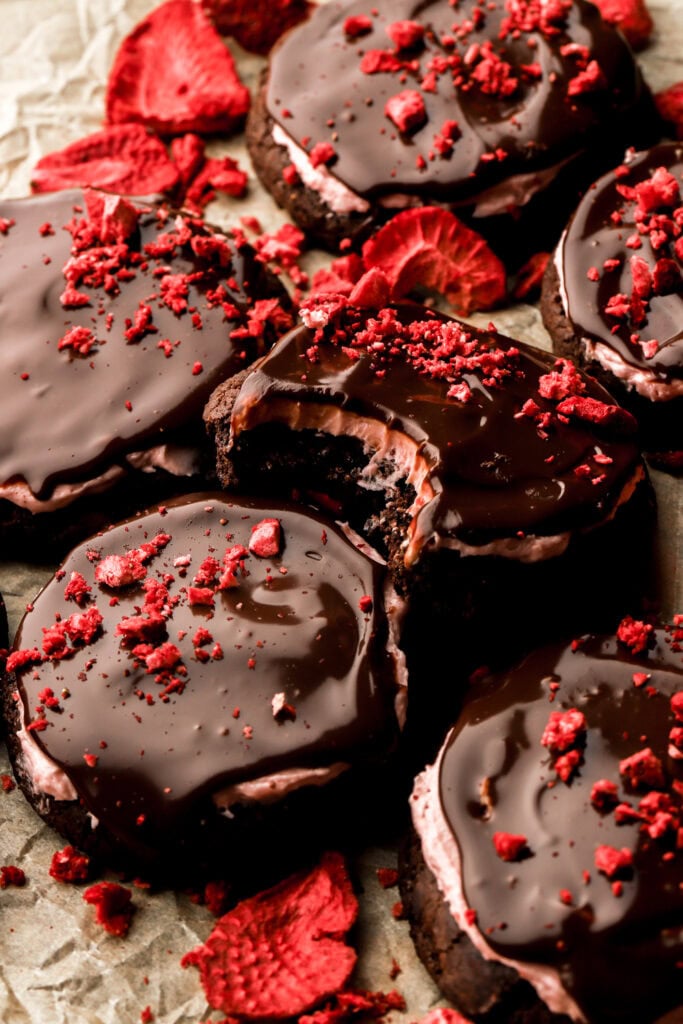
[589,0,653,49]
[181,852,358,1018]
[362,208,506,315]
[31,124,179,196]
[201,0,313,55]
[655,82,683,140]
[106,0,250,135]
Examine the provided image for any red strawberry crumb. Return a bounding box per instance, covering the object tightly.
[671,692,683,721]
[415,1010,473,1024]
[541,708,586,752]
[95,552,146,589]
[64,571,92,606]
[106,0,249,135]
[492,832,527,861]
[554,749,581,782]
[141,1009,154,1024]
[655,82,683,140]
[83,882,134,936]
[391,901,405,919]
[362,207,505,315]
[31,124,179,197]
[386,20,424,50]
[0,865,26,888]
[633,672,651,688]
[83,753,98,768]
[376,867,399,889]
[0,775,15,793]
[590,0,653,47]
[299,989,406,1024]
[617,616,654,654]
[182,852,357,1017]
[594,845,633,879]
[538,359,586,400]
[559,889,573,905]
[49,846,91,884]
[359,595,373,614]
[187,586,215,607]
[619,747,665,790]
[384,90,427,134]
[192,362,203,376]
[567,60,606,96]
[309,142,336,168]
[344,14,373,37]
[249,518,282,558]
[591,779,619,810]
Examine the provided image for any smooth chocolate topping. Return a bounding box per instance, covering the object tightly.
[560,143,683,381]
[230,303,641,553]
[267,0,645,205]
[12,495,398,859]
[438,629,683,1023]
[0,190,289,499]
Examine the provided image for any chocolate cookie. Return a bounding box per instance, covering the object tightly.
[206,297,653,745]
[403,622,683,1023]
[0,189,292,556]
[248,0,655,262]
[3,494,404,881]
[541,143,683,468]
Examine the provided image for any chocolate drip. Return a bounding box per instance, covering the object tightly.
[267,0,645,204]
[0,191,287,498]
[231,305,640,551]
[13,495,398,856]
[439,632,683,1023]
[560,143,683,380]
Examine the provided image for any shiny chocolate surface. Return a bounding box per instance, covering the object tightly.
[439,630,683,1023]
[13,494,398,853]
[0,190,287,498]
[560,143,683,380]
[267,0,645,204]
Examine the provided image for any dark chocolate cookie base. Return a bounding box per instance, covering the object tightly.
[399,829,573,1024]
[541,259,683,466]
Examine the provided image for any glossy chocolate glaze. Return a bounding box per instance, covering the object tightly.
[560,143,683,380]
[230,304,641,552]
[267,0,646,205]
[439,631,683,1023]
[12,494,398,858]
[0,190,288,499]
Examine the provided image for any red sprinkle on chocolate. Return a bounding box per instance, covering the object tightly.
[362,207,506,315]
[384,90,427,134]
[492,832,528,862]
[49,846,91,884]
[106,0,249,135]
[594,844,633,879]
[31,125,180,197]
[181,852,358,1017]
[248,518,282,558]
[83,882,135,936]
[415,1010,473,1024]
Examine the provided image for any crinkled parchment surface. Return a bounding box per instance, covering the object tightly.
[0,0,682,1021]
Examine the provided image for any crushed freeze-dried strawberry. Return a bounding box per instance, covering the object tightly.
[541,708,586,752]
[617,615,654,655]
[492,832,528,861]
[0,865,26,888]
[0,775,15,793]
[83,190,140,244]
[116,612,166,643]
[83,882,135,936]
[567,60,606,97]
[384,91,427,134]
[106,0,249,135]
[590,0,653,47]
[554,749,581,782]
[555,395,636,434]
[6,648,43,674]
[414,1010,472,1024]
[299,988,406,1024]
[201,0,312,55]
[348,268,392,308]
[184,156,248,213]
[31,125,179,196]
[634,167,680,213]
[619,747,666,790]
[144,642,182,673]
[386,20,425,50]
[64,571,92,606]
[361,50,405,75]
[362,208,505,315]
[95,552,146,589]
[594,845,633,879]
[376,868,399,889]
[309,142,336,168]
[187,586,215,607]
[249,518,282,558]
[140,1008,154,1024]
[344,15,373,38]
[591,779,619,810]
[49,845,91,884]
[655,82,683,140]
[671,692,683,721]
[171,133,206,187]
[182,852,357,1017]
[358,595,373,614]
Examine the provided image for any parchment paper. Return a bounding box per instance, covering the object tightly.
[0,1,681,1021]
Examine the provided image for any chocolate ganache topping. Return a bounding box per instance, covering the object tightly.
[10,495,399,860]
[0,189,290,500]
[559,143,683,382]
[266,0,646,206]
[438,624,683,1023]
[229,301,642,563]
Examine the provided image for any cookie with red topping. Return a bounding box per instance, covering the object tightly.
[541,143,683,469]
[206,298,652,743]
[2,494,405,881]
[0,190,292,556]
[401,620,683,1024]
[247,0,655,263]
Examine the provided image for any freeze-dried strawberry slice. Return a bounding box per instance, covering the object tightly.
[182,852,357,1018]
[589,0,653,49]
[655,83,683,140]
[106,0,250,136]
[201,0,313,55]
[362,208,506,315]
[31,125,179,196]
